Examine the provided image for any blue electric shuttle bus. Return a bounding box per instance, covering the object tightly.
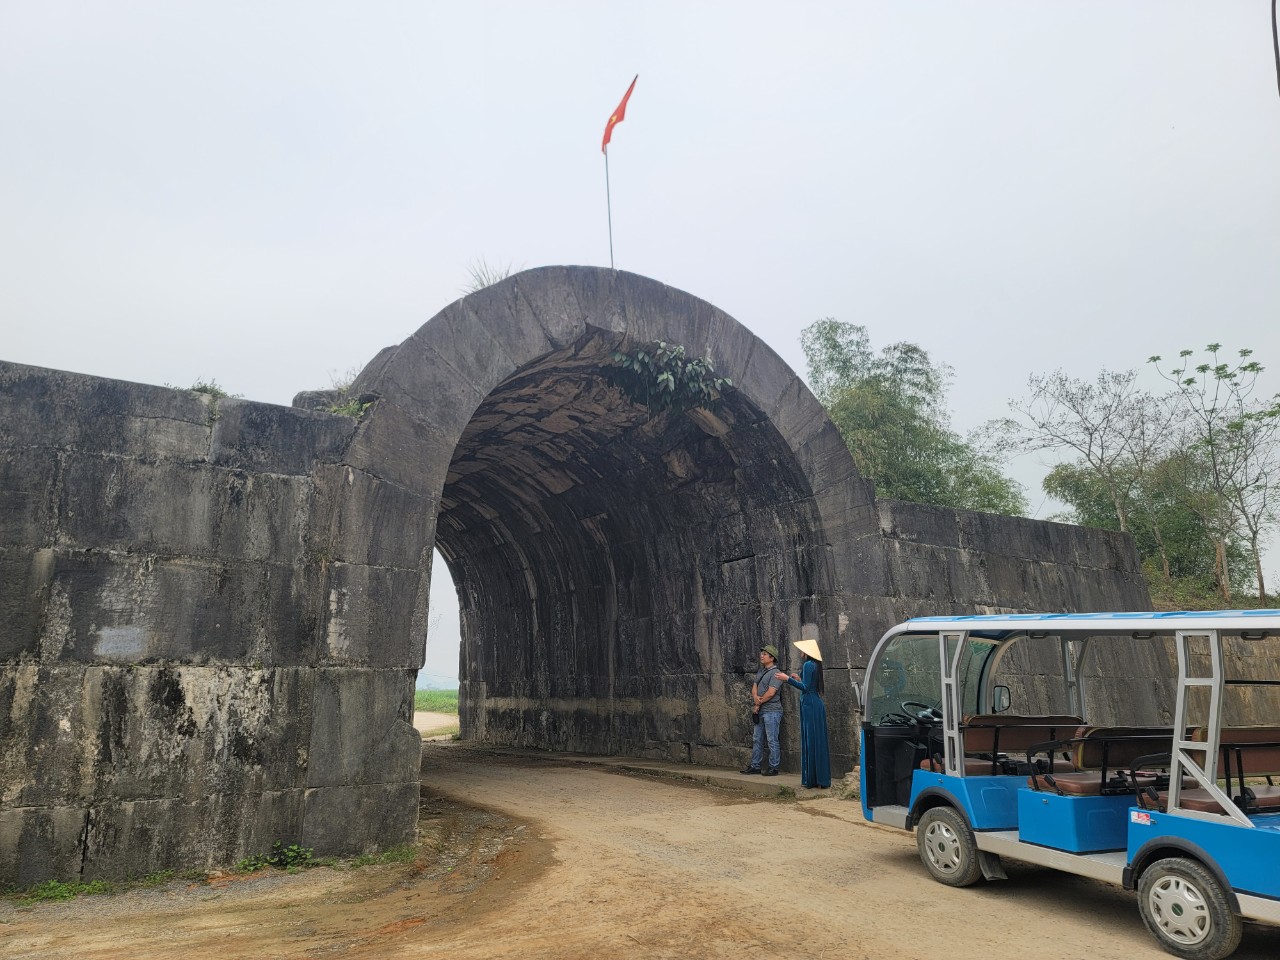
[859,610,1280,960]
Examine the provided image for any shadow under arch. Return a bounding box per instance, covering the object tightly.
[343,266,875,768]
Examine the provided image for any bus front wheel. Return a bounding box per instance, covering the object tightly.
[915,806,982,887]
[1137,857,1242,960]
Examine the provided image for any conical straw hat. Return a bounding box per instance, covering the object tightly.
[792,637,823,661]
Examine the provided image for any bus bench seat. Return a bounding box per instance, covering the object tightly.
[920,715,1083,776]
[1138,726,1280,813]
[1027,727,1186,797]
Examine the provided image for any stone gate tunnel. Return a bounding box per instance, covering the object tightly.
[0,267,1152,885]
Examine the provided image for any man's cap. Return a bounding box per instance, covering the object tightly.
[760,644,779,659]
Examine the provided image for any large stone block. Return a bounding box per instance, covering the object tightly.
[400,299,521,402]
[0,665,315,808]
[0,549,51,661]
[305,669,420,788]
[517,266,622,351]
[56,456,312,563]
[301,781,419,857]
[309,464,434,569]
[879,500,961,549]
[0,804,86,887]
[78,787,308,881]
[703,309,761,394]
[616,273,722,361]
[0,448,58,548]
[376,341,487,443]
[341,399,455,496]
[40,552,322,666]
[319,562,423,667]
[0,362,212,461]
[209,399,355,475]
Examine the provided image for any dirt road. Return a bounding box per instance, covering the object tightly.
[4,742,1279,959]
[413,711,459,735]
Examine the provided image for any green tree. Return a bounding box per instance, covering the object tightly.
[1150,344,1280,600]
[988,369,1173,536]
[801,319,1026,515]
[1042,458,1251,590]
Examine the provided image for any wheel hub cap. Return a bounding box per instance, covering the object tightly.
[922,821,962,874]
[1149,876,1210,946]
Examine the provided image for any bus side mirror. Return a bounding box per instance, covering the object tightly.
[992,685,1011,713]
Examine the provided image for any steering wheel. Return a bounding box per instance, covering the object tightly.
[901,700,943,722]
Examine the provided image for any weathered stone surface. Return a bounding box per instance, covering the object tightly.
[301,781,419,857]
[305,669,420,787]
[0,266,1160,885]
[291,388,343,412]
[55,456,312,562]
[0,804,86,887]
[339,398,455,494]
[0,449,59,548]
[0,361,211,461]
[30,552,321,666]
[308,464,434,570]
[0,665,314,807]
[0,549,50,660]
[210,399,356,474]
[75,787,309,881]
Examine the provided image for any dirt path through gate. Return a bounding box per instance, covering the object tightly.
[4,741,1279,959]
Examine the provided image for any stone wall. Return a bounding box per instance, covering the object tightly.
[0,265,1159,885]
[0,363,423,884]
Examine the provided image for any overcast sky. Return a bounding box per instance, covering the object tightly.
[3,3,1278,684]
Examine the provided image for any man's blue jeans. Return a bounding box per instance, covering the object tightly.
[751,710,782,771]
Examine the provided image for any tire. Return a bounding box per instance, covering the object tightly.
[915,806,983,887]
[1137,857,1243,960]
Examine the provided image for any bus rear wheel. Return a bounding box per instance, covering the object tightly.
[915,806,982,887]
[1137,857,1242,960]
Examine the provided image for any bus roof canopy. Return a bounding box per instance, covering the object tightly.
[900,609,1280,638]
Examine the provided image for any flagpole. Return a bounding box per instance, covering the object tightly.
[601,74,636,271]
[605,148,615,270]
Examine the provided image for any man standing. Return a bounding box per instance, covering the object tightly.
[741,644,784,776]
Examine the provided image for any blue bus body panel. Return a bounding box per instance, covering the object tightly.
[1128,810,1280,899]
[859,730,872,821]
[910,770,1024,830]
[1018,788,1131,852]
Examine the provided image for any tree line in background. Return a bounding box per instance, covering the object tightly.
[800,320,1027,515]
[801,321,1280,608]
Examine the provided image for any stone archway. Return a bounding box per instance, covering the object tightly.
[336,266,869,771]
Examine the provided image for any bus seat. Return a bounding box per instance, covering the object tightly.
[1161,726,1280,811]
[962,714,1084,755]
[1027,727,1185,797]
[920,715,1083,776]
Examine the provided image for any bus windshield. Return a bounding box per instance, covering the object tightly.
[866,632,998,722]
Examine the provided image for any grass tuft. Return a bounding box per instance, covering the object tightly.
[15,879,112,904]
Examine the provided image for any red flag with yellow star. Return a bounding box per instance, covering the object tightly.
[601,75,638,153]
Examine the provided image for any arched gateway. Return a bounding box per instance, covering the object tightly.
[0,267,1150,884]
[348,267,861,769]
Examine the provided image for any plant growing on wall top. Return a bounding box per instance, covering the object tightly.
[604,341,732,416]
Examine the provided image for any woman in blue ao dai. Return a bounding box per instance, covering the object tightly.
[780,637,831,788]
